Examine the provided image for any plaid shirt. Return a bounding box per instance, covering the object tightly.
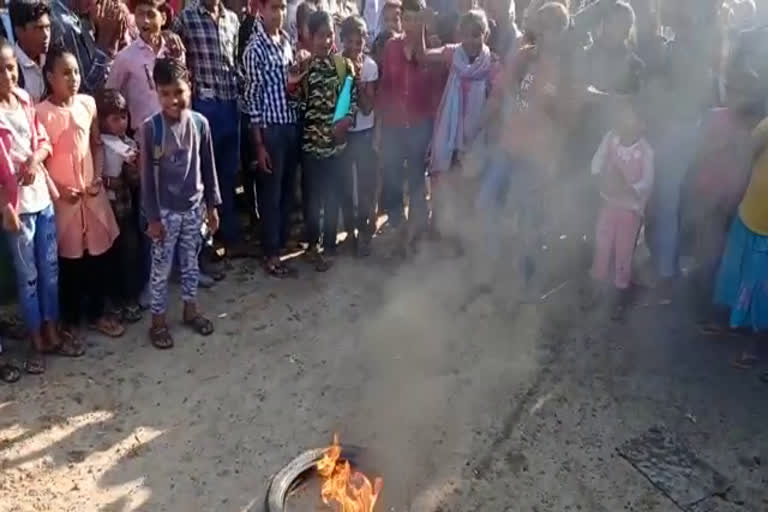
[171,4,240,101]
[242,21,298,127]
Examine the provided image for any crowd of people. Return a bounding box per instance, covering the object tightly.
[0,0,766,383]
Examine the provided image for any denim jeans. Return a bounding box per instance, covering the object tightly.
[379,121,432,227]
[339,129,377,240]
[6,203,59,331]
[303,153,343,250]
[255,123,301,258]
[193,97,241,244]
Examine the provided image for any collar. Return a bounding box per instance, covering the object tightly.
[135,34,166,54]
[256,18,289,45]
[14,43,44,68]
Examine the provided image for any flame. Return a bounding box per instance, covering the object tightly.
[317,434,383,512]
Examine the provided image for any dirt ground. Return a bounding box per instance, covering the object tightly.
[1,226,767,511]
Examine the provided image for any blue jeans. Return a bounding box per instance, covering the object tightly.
[6,203,59,331]
[193,97,241,244]
[380,121,432,227]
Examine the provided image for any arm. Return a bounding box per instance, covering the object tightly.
[199,119,222,209]
[591,131,611,176]
[631,146,655,206]
[139,123,161,222]
[243,44,264,129]
[419,45,452,65]
[89,107,104,183]
[104,53,126,92]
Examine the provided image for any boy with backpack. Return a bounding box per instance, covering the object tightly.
[141,58,221,349]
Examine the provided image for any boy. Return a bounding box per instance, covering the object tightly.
[8,0,50,102]
[339,15,377,256]
[295,10,356,271]
[243,0,301,277]
[371,0,402,65]
[105,0,183,134]
[141,58,221,349]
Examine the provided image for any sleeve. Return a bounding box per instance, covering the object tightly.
[104,53,126,91]
[82,48,113,95]
[139,122,161,222]
[170,13,185,36]
[31,106,51,157]
[199,118,222,208]
[0,134,16,209]
[242,44,264,126]
[632,145,655,206]
[591,131,611,176]
[364,57,379,82]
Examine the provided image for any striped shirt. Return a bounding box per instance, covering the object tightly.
[242,21,298,127]
[171,4,240,101]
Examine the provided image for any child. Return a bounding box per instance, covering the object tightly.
[141,58,221,349]
[339,15,377,257]
[105,0,184,135]
[36,47,124,343]
[586,1,644,95]
[371,0,402,66]
[683,68,761,324]
[0,41,71,375]
[295,10,356,271]
[295,1,318,57]
[713,115,768,368]
[97,89,143,324]
[590,96,654,316]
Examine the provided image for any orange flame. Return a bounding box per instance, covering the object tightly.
[317,434,383,512]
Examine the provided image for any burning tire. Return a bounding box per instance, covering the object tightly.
[264,444,365,512]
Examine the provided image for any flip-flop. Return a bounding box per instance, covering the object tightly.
[24,351,46,374]
[0,363,21,382]
[183,314,214,336]
[121,305,143,324]
[149,325,174,349]
[264,260,298,278]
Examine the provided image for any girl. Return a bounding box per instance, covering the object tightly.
[590,96,654,316]
[37,47,124,343]
[713,116,768,368]
[0,40,70,375]
[476,1,569,287]
[97,89,143,324]
[425,9,495,238]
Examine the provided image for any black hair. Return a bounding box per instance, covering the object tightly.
[307,10,333,37]
[42,44,74,79]
[96,88,128,120]
[401,0,425,13]
[296,1,318,31]
[133,0,166,11]
[459,8,488,35]
[8,0,50,31]
[340,14,367,42]
[152,57,189,86]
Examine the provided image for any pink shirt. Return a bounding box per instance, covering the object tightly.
[591,131,655,214]
[37,95,119,258]
[105,37,181,131]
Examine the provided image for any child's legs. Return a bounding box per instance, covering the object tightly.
[113,214,143,302]
[83,249,113,322]
[302,156,325,247]
[591,205,618,283]
[379,125,406,226]
[612,208,642,289]
[8,211,43,332]
[177,206,204,304]
[32,204,59,324]
[240,113,258,224]
[58,256,84,326]
[322,154,342,250]
[475,150,511,259]
[338,143,356,235]
[278,125,301,249]
[403,121,432,228]
[149,210,184,316]
[352,131,377,238]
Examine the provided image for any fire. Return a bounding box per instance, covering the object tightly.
[317,434,383,512]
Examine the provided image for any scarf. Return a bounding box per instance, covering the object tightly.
[430,44,492,174]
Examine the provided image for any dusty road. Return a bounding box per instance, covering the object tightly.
[0,233,766,511]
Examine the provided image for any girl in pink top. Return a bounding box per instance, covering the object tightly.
[590,96,654,317]
[37,48,124,342]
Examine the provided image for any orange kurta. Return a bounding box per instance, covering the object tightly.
[36,95,118,258]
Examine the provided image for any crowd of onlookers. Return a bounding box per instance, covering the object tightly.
[0,0,766,383]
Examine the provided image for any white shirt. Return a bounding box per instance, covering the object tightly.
[15,44,46,103]
[350,55,377,132]
[0,103,50,214]
[358,0,382,40]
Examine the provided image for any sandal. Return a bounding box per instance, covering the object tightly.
[264,259,298,279]
[52,329,86,357]
[183,314,214,336]
[24,351,45,374]
[0,362,21,382]
[121,305,143,324]
[89,316,125,338]
[149,325,174,349]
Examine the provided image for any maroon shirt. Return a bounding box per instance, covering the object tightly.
[377,36,438,127]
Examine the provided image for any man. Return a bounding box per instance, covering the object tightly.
[49,0,124,93]
[9,0,50,102]
[172,0,243,254]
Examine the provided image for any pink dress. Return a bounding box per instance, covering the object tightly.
[36,95,119,259]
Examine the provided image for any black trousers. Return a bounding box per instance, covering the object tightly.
[59,250,112,325]
[339,129,377,240]
[109,212,143,304]
[302,152,343,250]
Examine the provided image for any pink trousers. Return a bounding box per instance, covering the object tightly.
[591,204,642,289]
